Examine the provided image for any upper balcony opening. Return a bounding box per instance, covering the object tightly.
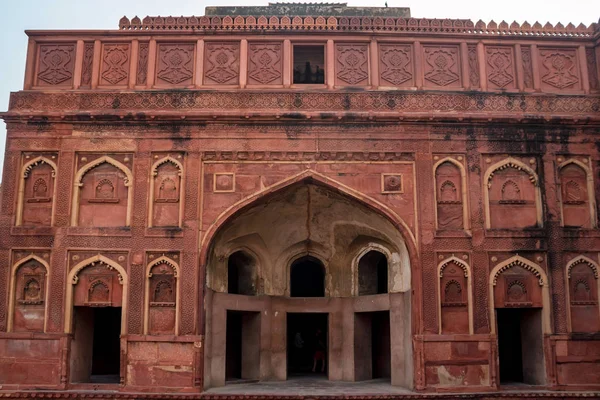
[293,45,325,85]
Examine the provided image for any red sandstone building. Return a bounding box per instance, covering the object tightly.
[0,2,599,396]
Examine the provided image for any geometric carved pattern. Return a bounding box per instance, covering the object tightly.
[336,44,369,85]
[521,46,534,89]
[81,43,94,87]
[587,48,599,90]
[137,43,149,85]
[467,44,479,88]
[37,44,75,86]
[248,43,282,85]
[423,45,460,87]
[157,44,195,85]
[101,44,130,85]
[435,161,463,230]
[486,46,514,88]
[540,48,580,90]
[204,42,239,85]
[379,44,413,86]
[505,278,529,305]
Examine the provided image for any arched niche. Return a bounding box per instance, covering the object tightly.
[7,255,50,332]
[565,255,600,333]
[483,158,543,229]
[64,254,128,334]
[355,248,389,296]
[148,156,184,228]
[71,156,133,227]
[488,255,551,334]
[558,159,597,229]
[144,256,180,335]
[16,156,58,226]
[437,256,473,334]
[290,255,326,297]
[227,250,258,296]
[433,158,469,231]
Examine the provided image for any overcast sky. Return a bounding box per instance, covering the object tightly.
[0,0,598,179]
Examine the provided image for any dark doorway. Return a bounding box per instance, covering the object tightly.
[287,313,328,376]
[290,256,325,297]
[293,45,325,84]
[358,251,388,295]
[70,307,121,383]
[497,308,545,385]
[354,311,391,381]
[225,310,260,382]
[228,251,256,295]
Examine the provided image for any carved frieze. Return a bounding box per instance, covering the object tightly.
[422,45,461,87]
[539,47,581,91]
[379,44,413,87]
[248,42,282,85]
[204,42,240,85]
[336,43,369,85]
[36,44,76,87]
[100,43,130,86]
[156,43,195,86]
[485,46,516,89]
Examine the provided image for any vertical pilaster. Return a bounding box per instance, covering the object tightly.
[240,39,248,88]
[327,40,335,89]
[531,44,541,91]
[460,42,469,90]
[195,39,204,88]
[515,44,525,91]
[283,40,291,87]
[91,40,101,89]
[146,39,157,88]
[128,39,139,89]
[477,42,487,91]
[579,45,590,93]
[414,41,423,89]
[370,39,379,88]
[23,39,36,89]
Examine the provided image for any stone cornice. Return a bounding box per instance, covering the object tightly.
[3,91,599,124]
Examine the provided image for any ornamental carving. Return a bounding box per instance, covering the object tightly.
[37,44,75,86]
[336,44,369,85]
[586,48,599,90]
[521,46,534,89]
[204,43,240,85]
[81,43,94,87]
[539,48,580,90]
[435,161,463,230]
[560,163,591,228]
[248,43,282,85]
[486,46,514,89]
[101,44,130,85]
[137,43,149,85]
[157,44,195,85]
[13,259,47,332]
[379,44,413,86]
[423,45,460,87]
[467,45,479,88]
[21,156,56,226]
[568,258,600,332]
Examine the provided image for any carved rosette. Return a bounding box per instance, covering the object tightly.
[157,43,195,86]
[36,44,76,86]
[204,42,240,85]
[100,44,130,86]
[485,46,515,89]
[248,43,282,85]
[379,44,413,87]
[422,45,461,87]
[539,48,581,91]
[336,44,369,85]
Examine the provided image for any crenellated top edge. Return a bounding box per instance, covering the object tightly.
[118,15,599,38]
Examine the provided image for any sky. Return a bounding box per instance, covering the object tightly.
[0,0,598,180]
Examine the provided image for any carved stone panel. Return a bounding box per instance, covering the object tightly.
[568,262,599,332]
[521,46,534,89]
[379,44,413,87]
[13,259,47,332]
[137,42,149,85]
[560,163,591,228]
[335,43,369,86]
[485,46,516,90]
[156,43,195,86]
[36,44,76,87]
[586,48,599,91]
[493,264,543,309]
[100,43,130,86]
[440,261,469,334]
[467,45,479,88]
[247,42,282,85]
[422,45,461,88]
[153,160,181,227]
[204,42,240,85]
[22,158,55,226]
[538,47,582,91]
[73,263,123,307]
[148,262,177,334]
[488,167,538,229]
[435,161,463,230]
[80,43,95,88]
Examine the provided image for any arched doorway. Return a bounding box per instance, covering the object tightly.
[203,179,413,389]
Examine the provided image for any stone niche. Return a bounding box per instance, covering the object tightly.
[567,257,600,333]
[12,258,47,332]
[435,160,464,230]
[151,155,183,228]
[559,161,593,228]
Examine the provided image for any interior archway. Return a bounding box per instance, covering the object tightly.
[204,180,413,389]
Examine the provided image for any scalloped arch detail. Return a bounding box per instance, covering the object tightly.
[567,255,599,279]
[438,256,469,278]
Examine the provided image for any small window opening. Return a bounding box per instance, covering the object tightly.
[228,251,256,296]
[293,45,325,84]
[358,250,388,296]
[290,256,325,297]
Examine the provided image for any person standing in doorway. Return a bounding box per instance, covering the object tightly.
[312,328,326,373]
